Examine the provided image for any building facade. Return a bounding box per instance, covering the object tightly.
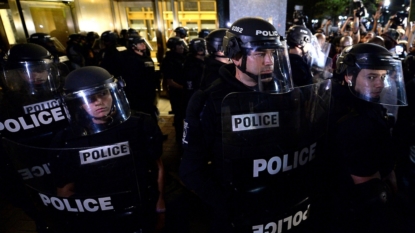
[0,0,286,62]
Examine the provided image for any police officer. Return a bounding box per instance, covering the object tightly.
[66,33,85,70]
[99,30,124,78]
[0,43,69,232]
[179,17,325,232]
[174,26,188,40]
[160,37,186,143]
[183,38,206,112]
[174,27,189,54]
[84,31,100,66]
[323,43,409,232]
[200,28,231,89]
[28,33,62,62]
[121,35,158,122]
[286,25,314,86]
[28,33,71,79]
[49,66,165,232]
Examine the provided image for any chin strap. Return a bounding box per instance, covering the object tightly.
[235,54,273,85]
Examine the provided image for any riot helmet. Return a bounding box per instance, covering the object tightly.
[174,27,188,38]
[120,29,128,38]
[1,43,60,96]
[28,33,60,60]
[286,25,312,55]
[101,31,118,46]
[68,33,81,43]
[127,28,139,37]
[198,29,210,38]
[336,43,407,106]
[86,31,99,44]
[189,38,207,56]
[166,37,188,53]
[63,66,131,136]
[223,17,293,93]
[127,35,153,55]
[205,28,227,57]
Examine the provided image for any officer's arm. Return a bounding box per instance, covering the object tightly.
[166,78,183,89]
[180,91,230,217]
[161,59,183,89]
[156,157,165,213]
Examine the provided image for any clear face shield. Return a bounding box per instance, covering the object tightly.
[1,59,60,96]
[346,57,407,106]
[248,41,294,93]
[64,80,131,136]
[304,36,333,81]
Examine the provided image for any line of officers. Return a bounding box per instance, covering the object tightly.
[0,16,414,233]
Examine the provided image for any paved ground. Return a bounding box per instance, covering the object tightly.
[0,97,209,233]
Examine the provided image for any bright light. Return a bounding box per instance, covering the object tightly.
[226,22,232,27]
[384,0,390,7]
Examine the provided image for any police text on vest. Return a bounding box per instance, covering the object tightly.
[79,141,130,165]
[232,112,279,132]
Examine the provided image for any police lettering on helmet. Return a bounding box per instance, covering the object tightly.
[223,17,293,93]
[336,43,407,105]
[63,66,130,135]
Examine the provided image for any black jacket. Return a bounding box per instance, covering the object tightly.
[180,64,254,224]
[289,53,313,87]
[160,51,185,86]
[200,55,226,90]
[121,49,156,112]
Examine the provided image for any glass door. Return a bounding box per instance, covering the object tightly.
[20,1,75,51]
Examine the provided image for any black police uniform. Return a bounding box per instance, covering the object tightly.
[181,62,318,233]
[183,54,204,111]
[50,113,163,232]
[180,63,258,232]
[66,36,85,69]
[0,44,69,232]
[393,79,415,225]
[200,55,224,89]
[288,53,313,87]
[99,46,125,78]
[121,49,158,121]
[321,82,407,233]
[160,50,186,141]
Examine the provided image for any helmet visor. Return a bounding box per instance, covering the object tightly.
[252,43,293,94]
[1,59,60,95]
[347,60,407,106]
[64,81,131,136]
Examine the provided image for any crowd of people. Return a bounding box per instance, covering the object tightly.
[0,6,415,233]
